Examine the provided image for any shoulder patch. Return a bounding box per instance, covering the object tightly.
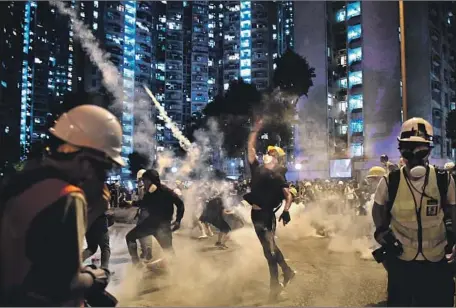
[60,184,84,198]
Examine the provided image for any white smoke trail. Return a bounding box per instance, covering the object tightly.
[143,85,193,152]
[50,1,123,106]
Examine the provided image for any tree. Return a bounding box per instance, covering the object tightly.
[128,151,150,177]
[272,49,316,104]
[446,109,456,148]
[202,79,262,157]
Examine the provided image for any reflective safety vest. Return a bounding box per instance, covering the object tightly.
[390,166,447,262]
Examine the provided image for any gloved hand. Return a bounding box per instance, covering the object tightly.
[82,265,111,294]
[278,210,291,226]
[171,221,181,232]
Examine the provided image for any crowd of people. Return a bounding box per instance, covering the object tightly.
[2,104,456,307]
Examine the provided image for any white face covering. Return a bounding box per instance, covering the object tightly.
[148,184,158,193]
[262,154,278,169]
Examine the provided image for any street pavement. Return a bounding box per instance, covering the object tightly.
[100,221,387,307]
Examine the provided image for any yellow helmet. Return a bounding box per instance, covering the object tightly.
[267,145,286,157]
[289,186,298,197]
[367,166,387,178]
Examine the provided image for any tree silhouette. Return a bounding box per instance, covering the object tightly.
[273,49,316,100]
[202,79,262,157]
[128,151,150,178]
[446,109,456,148]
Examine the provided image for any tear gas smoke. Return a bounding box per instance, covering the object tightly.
[144,86,192,152]
[57,2,381,304]
[50,1,123,105]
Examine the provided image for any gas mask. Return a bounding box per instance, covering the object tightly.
[400,146,431,178]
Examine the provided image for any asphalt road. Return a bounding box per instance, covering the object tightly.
[102,221,387,307]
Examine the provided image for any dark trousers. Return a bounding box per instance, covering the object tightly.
[387,257,455,307]
[251,209,291,290]
[126,220,173,263]
[82,216,111,269]
[137,208,153,260]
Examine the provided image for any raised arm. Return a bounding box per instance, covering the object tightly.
[248,118,263,164]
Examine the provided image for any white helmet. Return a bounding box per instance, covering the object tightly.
[304,182,312,187]
[444,162,455,171]
[50,105,125,166]
[398,117,433,144]
[325,179,330,183]
[338,181,344,185]
[137,169,146,180]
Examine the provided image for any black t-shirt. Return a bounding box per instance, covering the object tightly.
[243,160,288,211]
[140,185,185,223]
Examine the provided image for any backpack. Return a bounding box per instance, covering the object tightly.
[385,167,449,214]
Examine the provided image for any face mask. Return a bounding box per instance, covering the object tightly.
[401,148,430,178]
[263,154,278,168]
[148,184,158,193]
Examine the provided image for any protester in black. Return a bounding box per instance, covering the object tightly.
[243,119,296,301]
[125,169,185,265]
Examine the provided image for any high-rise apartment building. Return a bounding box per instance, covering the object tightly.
[7,1,76,161]
[293,1,456,181]
[221,1,291,92]
[0,2,26,170]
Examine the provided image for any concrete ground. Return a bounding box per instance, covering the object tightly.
[101,218,387,307]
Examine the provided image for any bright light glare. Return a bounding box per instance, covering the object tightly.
[171,167,178,173]
[295,163,302,170]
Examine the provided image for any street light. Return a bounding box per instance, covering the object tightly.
[295,163,302,170]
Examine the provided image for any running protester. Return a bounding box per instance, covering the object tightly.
[125,169,185,267]
[243,118,296,302]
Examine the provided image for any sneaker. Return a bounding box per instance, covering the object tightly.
[283,269,296,287]
[268,284,284,302]
[217,244,229,250]
[198,234,208,239]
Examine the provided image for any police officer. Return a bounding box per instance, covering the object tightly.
[372,118,456,306]
[0,105,124,306]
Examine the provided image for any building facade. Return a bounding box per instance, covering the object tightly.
[293,1,456,181]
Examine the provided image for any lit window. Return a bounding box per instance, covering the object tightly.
[1,81,6,87]
[338,78,347,89]
[348,71,362,87]
[327,47,331,57]
[240,68,251,77]
[347,24,362,41]
[336,9,346,22]
[351,143,363,157]
[34,58,42,64]
[93,11,98,18]
[273,63,277,70]
[80,12,85,18]
[224,83,229,90]
[94,1,98,8]
[346,2,361,19]
[340,55,347,66]
[240,59,251,67]
[349,94,363,110]
[348,47,362,65]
